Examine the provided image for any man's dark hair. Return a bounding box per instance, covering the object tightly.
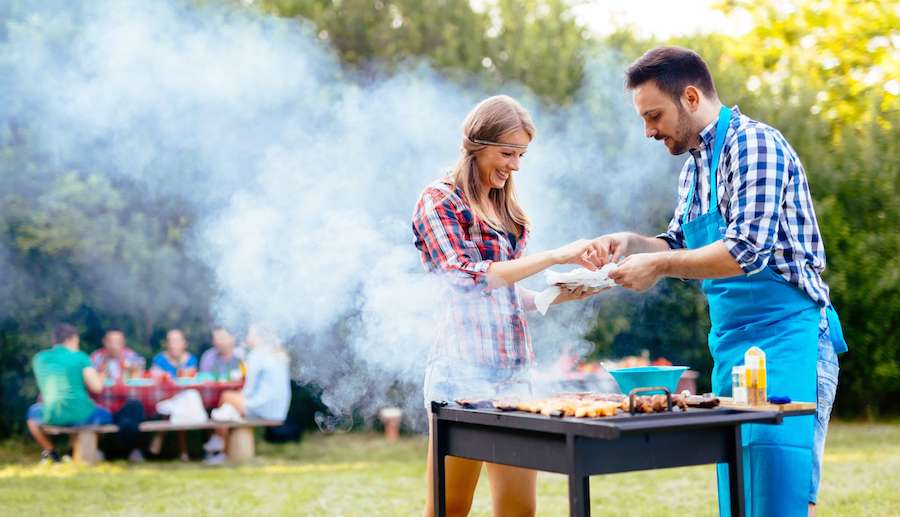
[53,323,79,344]
[625,47,718,103]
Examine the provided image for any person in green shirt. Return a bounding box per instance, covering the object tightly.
[26,323,112,462]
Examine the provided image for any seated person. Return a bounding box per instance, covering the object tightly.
[27,324,112,463]
[148,328,196,461]
[199,327,242,379]
[150,329,197,378]
[90,329,145,382]
[204,325,291,464]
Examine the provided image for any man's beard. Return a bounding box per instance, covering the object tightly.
[662,106,694,155]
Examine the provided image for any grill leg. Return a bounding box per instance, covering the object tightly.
[728,425,746,517]
[568,474,590,517]
[432,412,446,517]
[567,433,589,516]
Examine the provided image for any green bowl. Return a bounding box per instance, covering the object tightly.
[607,366,688,395]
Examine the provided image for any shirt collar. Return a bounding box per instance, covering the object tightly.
[697,105,740,149]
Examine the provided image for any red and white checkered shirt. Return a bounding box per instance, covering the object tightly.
[412,178,534,368]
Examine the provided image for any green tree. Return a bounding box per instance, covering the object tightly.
[249,0,590,103]
[718,0,900,142]
[0,139,215,435]
[709,0,900,417]
[595,1,900,416]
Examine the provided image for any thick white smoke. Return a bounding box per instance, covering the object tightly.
[2,0,677,428]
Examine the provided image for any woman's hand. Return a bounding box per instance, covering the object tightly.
[551,239,606,270]
[552,285,609,305]
[590,232,633,265]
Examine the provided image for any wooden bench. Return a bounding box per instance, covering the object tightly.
[139,420,283,463]
[41,424,119,464]
[41,420,282,464]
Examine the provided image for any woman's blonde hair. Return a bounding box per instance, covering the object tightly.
[451,95,534,237]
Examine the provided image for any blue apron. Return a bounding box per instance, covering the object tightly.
[681,107,833,516]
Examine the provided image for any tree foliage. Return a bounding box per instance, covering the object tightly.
[589,0,900,416]
[251,0,589,103]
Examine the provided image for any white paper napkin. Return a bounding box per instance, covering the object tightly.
[534,263,619,315]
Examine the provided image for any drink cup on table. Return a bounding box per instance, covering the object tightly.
[743,346,767,406]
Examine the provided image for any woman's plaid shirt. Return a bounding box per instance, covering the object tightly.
[658,106,832,308]
[412,178,533,368]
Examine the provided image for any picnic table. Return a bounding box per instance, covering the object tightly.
[92,377,243,417]
[43,376,283,465]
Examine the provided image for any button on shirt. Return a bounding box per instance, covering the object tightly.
[412,178,533,368]
[657,106,832,309]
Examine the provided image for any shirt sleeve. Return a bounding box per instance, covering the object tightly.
[198,350,213,373]
[722,127,788,275]
[655,159,692,249]
[150,353,166,372]
[656,213,686,250]
[412,189,492,289]
[77,351,92,369]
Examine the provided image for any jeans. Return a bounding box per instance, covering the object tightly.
[27,403,114,426]
[810,321,840,504]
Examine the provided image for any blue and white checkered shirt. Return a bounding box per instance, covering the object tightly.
[657,106,832,308]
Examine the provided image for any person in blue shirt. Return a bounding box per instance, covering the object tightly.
[150,329,198,378]
[148,328,196,461]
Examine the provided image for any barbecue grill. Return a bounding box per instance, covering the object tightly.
[430,398,814,517]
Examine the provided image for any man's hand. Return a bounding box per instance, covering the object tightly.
[591,232,632,265]
[608,253,666,292]
[592,232,673,265]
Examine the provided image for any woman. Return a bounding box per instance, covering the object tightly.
[148,328,197,460]
[412,95,604,517]
[150,328,198,378]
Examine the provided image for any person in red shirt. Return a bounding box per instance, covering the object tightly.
[413,95,607,517]
[90,329,145,382]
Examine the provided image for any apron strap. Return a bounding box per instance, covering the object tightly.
[681,106,733,225]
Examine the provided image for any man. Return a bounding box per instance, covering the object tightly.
[594,47,847,516]
[90,328,145,382]
[199,327,242,379]
[27,324,112,462]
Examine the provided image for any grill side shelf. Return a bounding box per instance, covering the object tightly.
[610,410,785,434]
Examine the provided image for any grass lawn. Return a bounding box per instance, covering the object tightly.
[0,421,897,516]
